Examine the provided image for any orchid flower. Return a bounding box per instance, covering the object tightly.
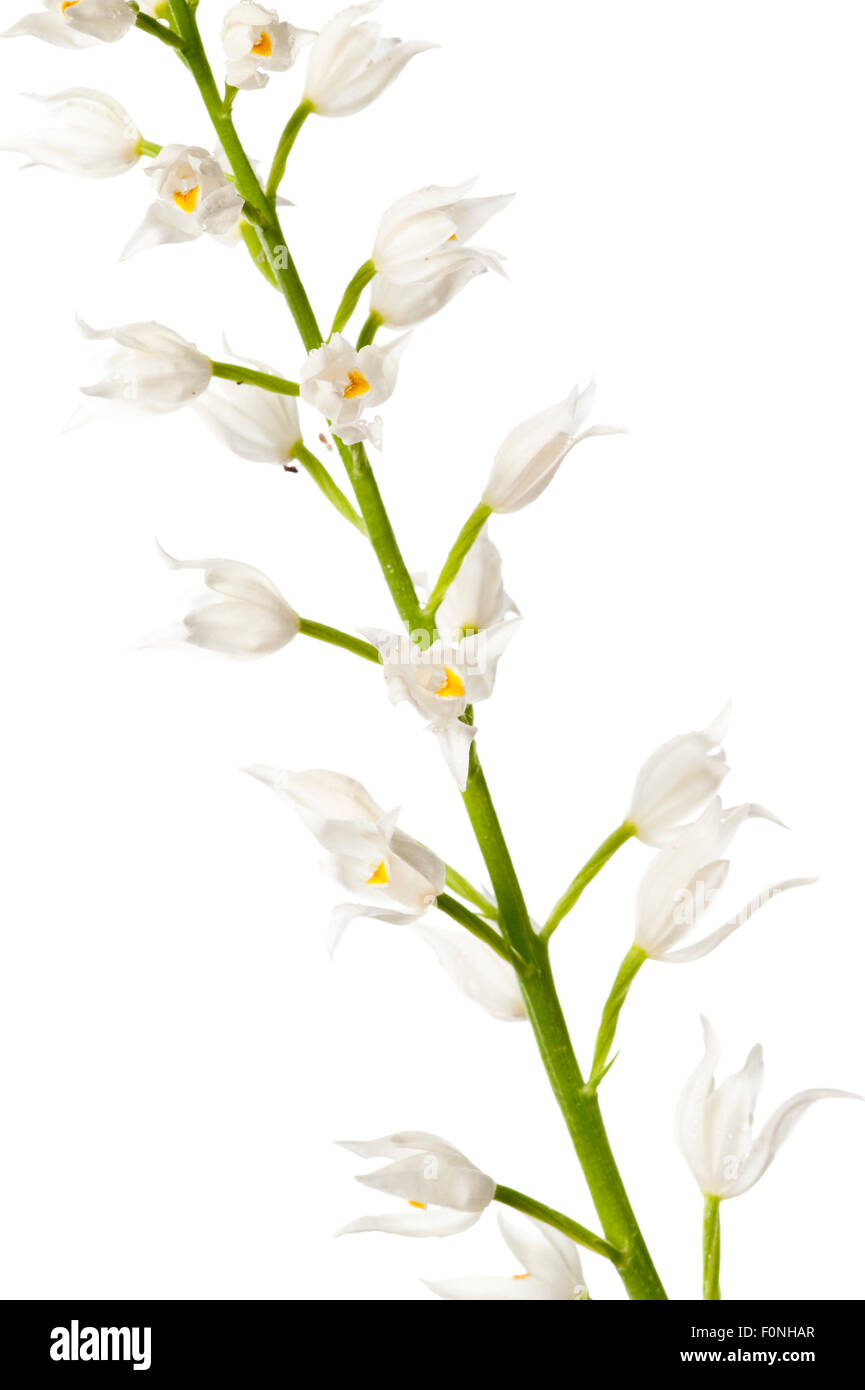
[221,3,314,91]
[121,144,244,260]
[634,798,814,964]
[676,1017,861,1200]
[425,1211,589,1300]
[2,0,135,47]
[303,3,436,119]
[361,623,519,790]
[0,89,141,178]
[76,317,212,415]
[338,1131,495,1237]
[194,351,301,463]
[627,704,732,846]
[368,179,512,329]
[482,381,620,514]
[299,332,409,448]
[146,548,299,659]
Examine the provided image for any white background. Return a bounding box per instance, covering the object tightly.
[0,0,863,1301]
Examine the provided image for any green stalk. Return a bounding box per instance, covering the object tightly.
[238,220,277,287]
[135,12,185,48]
[210,362,299,395]
[587,945,647,1091]
[444,865,499,920]
[424,503,492,619]
[332,260,377,336]
[542,822,636,942]
[136,137,163,158]
[356,312,383,349]
[703,1196,722,1299]
[266,100,313,203]
[495,1184,620,1266]
[297,619,380,664]
[290,443,367,534]
[434,893,514,963]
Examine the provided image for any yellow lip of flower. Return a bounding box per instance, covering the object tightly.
[512,1272,531,1280]
[408,1201,427,1210]
[61,0,79,14]
[366,859,389,886]
[343,370,371,400]
[173,185,201,214]
[436,667,465,699]
[251,31,273,57]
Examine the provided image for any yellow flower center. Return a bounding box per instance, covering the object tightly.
[512,1272,531,1280]
[61,0,79,14]
[173,185,200,214]
[343,370,371,399]
[408,1201,427,1210]
[251,32,273,57]
[366,860,389,886]
[436,667,465,698]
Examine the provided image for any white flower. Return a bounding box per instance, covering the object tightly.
[368,179,512,328]
[0,89,140,178]
[425,1211,588,1300]
[148,548,299,659]
[195,351,301,463]
[121,145,244,261]
[361,624,519,790]
[2,0,135,46]
[77,318,212,415]
[338,1131,495,1237]
[247,766,523,1019]
[303,2,436,118]
[628,704,732,846]
[676,1017,861,1199]
[434,528,519,642]
[299,332,409,448]
[634,798,814,963]
[482,382,620,514]
[221,3,314,91]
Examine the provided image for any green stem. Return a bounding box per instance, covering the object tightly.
[494,1184,621,1267]
[291,443,367,534]
[356,312,383,350]
[136,137,163,159]
[210,362,299,395]
[332,260,377,337]
[587,945,647,1090]
[298,618,380,664]
[424,503,492,619]
[238,219,277,287]
[444,865,499,920]
[135,12,185,48]
[703,1196,722,1300]
[266,100,313,203]
[434,893,514,964]
[542,821,636,942]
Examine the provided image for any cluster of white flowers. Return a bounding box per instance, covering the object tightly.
[3,0,859,1302]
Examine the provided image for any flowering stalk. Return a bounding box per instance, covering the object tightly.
[210,361,299,394]
[266,98,311,201]
[290,444,367,534]
[296,619,379,663]
[588,945,647,1090]
[542,822,636,942]
[494,1184,621,1266]
[434,893,513,963]
[424,502,492,619]
[703,1196,722,1300]
[332,260,377,336]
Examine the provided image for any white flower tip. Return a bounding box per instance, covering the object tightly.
[243,763,281,790]
[706,699,733,745]
[154,538,181,570]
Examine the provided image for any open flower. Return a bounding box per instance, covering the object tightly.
[361,623,519,790]
[628,705,731,846]
[303,2,436,118]
[634,798,813,963]
[434,528,518,642]
[195,353,301,464]
[147,549,299,659]
[368,179,512,328]
[482,381,620,514]
[676,1017,861,1199]
[426,1211,588,1300]
[3,0,135,46]
[0,89,141,178]
[121,145,244,261]
[338,1132,495,1237]
[77,318,212,415]
[221,3,314,91]
[299,332,409,448]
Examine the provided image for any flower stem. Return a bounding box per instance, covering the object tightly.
[136,137,163,158]
[332,261,377,336]
[290,443,367,533]
[266,100,313,203]
[444,865,499,920]
[423,502,492,619]
[238,220,277,287]
[494,1184,621,1265]
[356,312,383,349]
[210,362,300,395]
[703,1196,722,1299]
[434,893,514,963]
[135,12,185,48]
[541,821,636,942]
[587,945,647,1091]
[297,619,380,664]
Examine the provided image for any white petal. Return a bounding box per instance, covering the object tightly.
[497,1211,586,1297]
[675,1015,722,1195]
[726,1088,862,1198]
[411,923,526,1021]
[338,1209,480,1238]
[658,877,817,963]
